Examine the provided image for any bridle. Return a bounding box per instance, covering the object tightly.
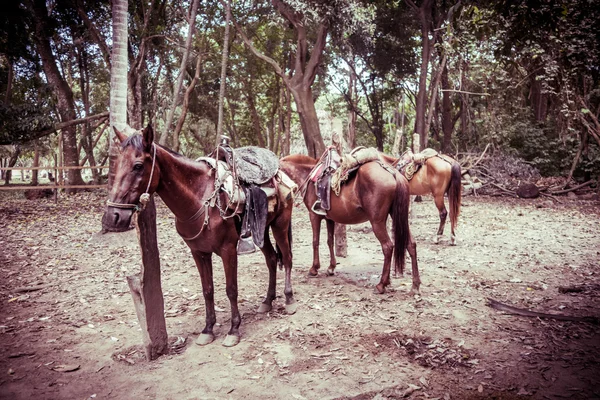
[106,143,157,212]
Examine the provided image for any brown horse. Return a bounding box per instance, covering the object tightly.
[379,152,462,245]
[102,125,296,347]
[279,154,420,295]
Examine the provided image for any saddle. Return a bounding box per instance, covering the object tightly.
[309,147,389,215]
[308,147,341,214]
[199,140,296,254]
[397,148,438,180]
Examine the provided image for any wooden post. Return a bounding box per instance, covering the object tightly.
[331,126,347,257]
[127,196,169,360]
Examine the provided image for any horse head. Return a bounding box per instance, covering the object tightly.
[102,124,159,232]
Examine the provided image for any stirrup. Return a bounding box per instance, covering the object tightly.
[237,235,257,255]
[311,201,327,216]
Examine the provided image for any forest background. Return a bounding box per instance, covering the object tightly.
[1,0,599,188]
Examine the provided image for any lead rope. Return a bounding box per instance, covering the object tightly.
[138,144,157,210]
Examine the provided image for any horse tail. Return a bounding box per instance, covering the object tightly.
[392,174,411,276]
[448,161,462,229]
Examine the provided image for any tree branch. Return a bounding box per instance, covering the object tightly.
[230,8,289,85]
[304,22,329,87]
[0,112,110,145]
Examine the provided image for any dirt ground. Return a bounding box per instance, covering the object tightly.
[1,191,599,400]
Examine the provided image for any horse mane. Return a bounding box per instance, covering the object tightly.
[122,134,183,158]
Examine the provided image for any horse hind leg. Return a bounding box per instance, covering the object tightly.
[407,232,420,296]
[371,221,394,294]
[257,232,278,314]
[272,219,297,315]
[308,213,323,276]
[433,195,447,244]
[325,219,337,276]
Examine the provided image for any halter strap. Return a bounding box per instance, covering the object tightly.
[106,143,157,211]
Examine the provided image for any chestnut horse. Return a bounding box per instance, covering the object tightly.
[379,152,462,245]
[102,125,296,347]
[279,154,420,295]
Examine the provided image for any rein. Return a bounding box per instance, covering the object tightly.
[106,143,157,212]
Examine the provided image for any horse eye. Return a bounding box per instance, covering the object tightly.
[133,163,144,171]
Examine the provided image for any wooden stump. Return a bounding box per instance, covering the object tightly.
[334,223,347,257]
[516,183,540,199]
[127,197,168,360]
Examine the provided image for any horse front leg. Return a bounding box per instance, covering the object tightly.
[221,245,241,347]
[433,195,448,245]
[407,232,421,296]
[257,232,278,314]
[308,213,323,276]
[325,219,337,276]
[193,251,217,346]
[371,221,394,294]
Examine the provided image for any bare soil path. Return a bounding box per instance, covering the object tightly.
[1,192,599,400]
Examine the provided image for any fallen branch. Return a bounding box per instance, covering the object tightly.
[558,284,600,294]
[473,143,491,167]
[489,182,517,196]
[486,298,598,324]
[550,180,596,195]
[539,192,563,204]
[12,283,52,293]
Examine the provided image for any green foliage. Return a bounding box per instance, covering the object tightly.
[0,103,54,145]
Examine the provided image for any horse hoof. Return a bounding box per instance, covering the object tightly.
[307,270,319,277]
[195,333,215,346]
[257,303,272,313]
[326,268,335,276]
[222,334,240,347]
[375,283,386,294]
[285,301,298,315]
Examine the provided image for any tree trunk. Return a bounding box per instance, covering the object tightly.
[159,0,200,146]
[4,59,12,104]
[109,0,129,188]
[290,85,325,158]
[173,53,204,153]
[3,145,20,185]
[441,62,453,152]
[409,0,433,151]
[31,0,85,191]
[281,82,292,156]
[392,96,405,156]
[243,75,266,147]
[347,68,357,150]
[32,143,40,186]
[216,0,231,141]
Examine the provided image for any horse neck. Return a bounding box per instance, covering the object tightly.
[154,147,214,220]
[283,160,315,184]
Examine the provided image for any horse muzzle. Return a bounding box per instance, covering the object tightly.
[102,206,135,232]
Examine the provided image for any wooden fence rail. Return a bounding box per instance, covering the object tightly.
[0,165,109,191]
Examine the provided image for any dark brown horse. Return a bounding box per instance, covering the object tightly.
[379,152,462,245]
[279,154,420,295]
[102,125,296,347]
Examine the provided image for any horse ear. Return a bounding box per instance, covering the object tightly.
[113,126,127,144]
[142,123,154,151]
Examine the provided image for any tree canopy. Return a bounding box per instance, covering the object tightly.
[0,0,598,182]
